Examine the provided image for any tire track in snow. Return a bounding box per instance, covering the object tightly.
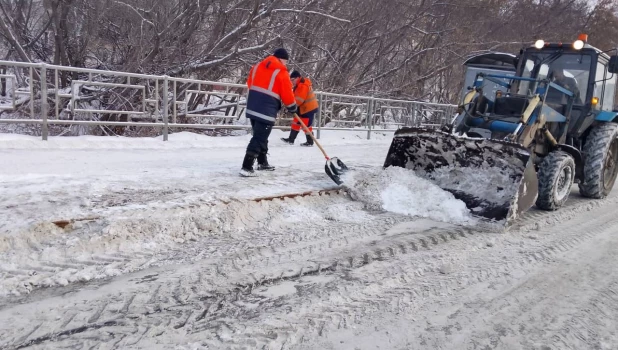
[286,193,618,350]
[549,282,618,350]
[0,207,589,349]
[405,208,618,350]
[0,215,475,349]
[202,197,618,349]
[508,188,617,233]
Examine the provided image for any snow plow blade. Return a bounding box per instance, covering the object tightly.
[383,127,538,225]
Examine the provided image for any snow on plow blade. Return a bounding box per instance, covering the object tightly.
[383,127,538,225]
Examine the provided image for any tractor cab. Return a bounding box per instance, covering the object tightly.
[452,52,517,138]
[508,41,615,141]
[453,35,618,146]
[460,52,517,98]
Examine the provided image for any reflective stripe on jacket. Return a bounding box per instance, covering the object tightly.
[245,56,296,125]
[294,77,319,115]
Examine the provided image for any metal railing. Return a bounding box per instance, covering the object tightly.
[0,61,456,140]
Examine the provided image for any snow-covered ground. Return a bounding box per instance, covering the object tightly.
[1,129,480,297]
[0,130,394,295]
[2,129,618,349]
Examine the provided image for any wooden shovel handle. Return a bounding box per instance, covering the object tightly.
[293,113,330,160]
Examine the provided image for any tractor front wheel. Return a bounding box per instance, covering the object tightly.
[536,151,576,210]
[579,123,618,198]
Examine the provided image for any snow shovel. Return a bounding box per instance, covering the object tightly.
[292,113,348,185]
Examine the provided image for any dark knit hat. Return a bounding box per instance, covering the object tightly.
[290,70,301,79]
[272,48,289,60]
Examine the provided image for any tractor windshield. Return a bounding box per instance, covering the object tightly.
[517,52,592,105]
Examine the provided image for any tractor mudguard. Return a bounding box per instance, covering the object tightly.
[383,127,538,226]
[556,144,584,181]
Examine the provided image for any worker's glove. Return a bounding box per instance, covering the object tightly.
[286,104,298,115]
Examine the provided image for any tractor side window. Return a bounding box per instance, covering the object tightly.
[594,62,606,109]
[538,64,549,80]
[517,60,535,95]
[602,71,616,111]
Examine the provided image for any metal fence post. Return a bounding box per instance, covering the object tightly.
[54,69,59,119]
[162,75,169,141]
[40,63,48,140]
[29,66,34,122]
[317,92,323,139]
[366,98,372,140]
[172,80,177,124]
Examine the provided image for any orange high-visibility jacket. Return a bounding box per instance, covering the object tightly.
[246,56,297,125]
[294,77,319,116]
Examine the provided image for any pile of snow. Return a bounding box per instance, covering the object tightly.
[342,167,476,225]
[0,193,371,297]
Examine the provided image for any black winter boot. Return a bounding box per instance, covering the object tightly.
[256,152,275,171]
[239,153,257,177]
[281,130,299,144]
[300,133,314,147]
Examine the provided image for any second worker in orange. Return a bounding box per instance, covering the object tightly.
[281,70,319,146]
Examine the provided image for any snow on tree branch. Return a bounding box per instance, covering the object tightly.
[113,1,155,27]
[271,9,351,23]
[166,41,278,77]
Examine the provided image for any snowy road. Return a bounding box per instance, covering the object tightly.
[1,131,618,349]
[0,130,394,296]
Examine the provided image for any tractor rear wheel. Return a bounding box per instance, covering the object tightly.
[579,123,618,198]
[536,151,575,210]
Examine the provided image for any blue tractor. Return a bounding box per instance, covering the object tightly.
[384,35,618,225]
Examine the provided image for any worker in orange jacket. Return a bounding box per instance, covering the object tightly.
[281,70,319,146]
[240,48,298,177]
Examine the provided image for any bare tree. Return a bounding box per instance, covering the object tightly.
[1,0,617,136]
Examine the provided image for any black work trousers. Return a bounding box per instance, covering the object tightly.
[246,118,273,157]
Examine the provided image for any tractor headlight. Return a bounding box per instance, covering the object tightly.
[573,40,585,50]
[534,40,545,49]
